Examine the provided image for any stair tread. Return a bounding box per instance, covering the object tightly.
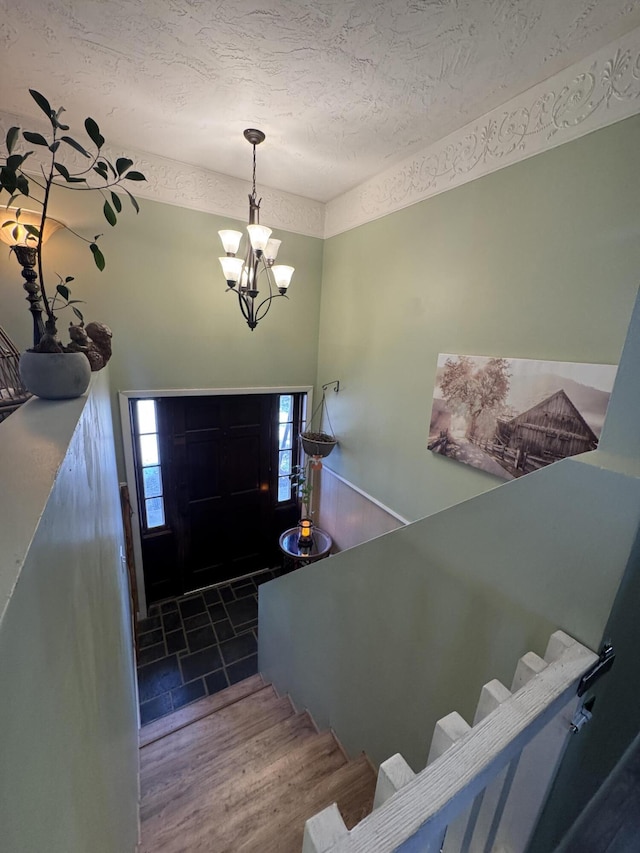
[235,753,377,853]
[139,728,350,853]
[141,686,294,790]
[139,673,265,747]
[141,710,318,821]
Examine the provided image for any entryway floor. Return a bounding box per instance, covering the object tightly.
[136,568,281,726]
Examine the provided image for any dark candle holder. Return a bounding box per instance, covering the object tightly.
[12,245,45,347]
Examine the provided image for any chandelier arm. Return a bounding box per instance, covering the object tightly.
[251,259,280,323]
[236,290,253,324]
[253,293,279,324]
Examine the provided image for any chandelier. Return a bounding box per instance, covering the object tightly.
[218,129,294,331]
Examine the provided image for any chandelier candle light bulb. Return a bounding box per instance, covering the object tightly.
[217,128,295,330]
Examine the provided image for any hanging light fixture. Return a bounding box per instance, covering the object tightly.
[218,129,295,331]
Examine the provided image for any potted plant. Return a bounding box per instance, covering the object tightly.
[300,388,338,458]
[0,89,145,398]
[299,430,338,458]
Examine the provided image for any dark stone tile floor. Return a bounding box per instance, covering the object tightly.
[137,568,281,726]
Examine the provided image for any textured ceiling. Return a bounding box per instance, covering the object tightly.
[1,0,640,202]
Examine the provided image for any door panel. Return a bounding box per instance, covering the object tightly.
[176,394,273,591]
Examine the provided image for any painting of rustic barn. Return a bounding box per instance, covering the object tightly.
[428,354,617,480]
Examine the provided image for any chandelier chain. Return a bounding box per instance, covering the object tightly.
[252,144,257,198]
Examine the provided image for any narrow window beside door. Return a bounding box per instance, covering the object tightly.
[135,399,166,529]
[277,394,293,502]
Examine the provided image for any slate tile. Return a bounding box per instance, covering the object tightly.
[226,654,258,685]
[147,604,161,618]
[205,668,229,695]
[160,600,179,614]
[138,615,161,633]
[138,655,182,703]
[183,612,210,631]
[186,625,217,653]
[179,595,206,619]
[226,596,258,628]
[166,629,187,655]
[213,619,235,643]
[162,610,182,633]
[138,642,167,666]
[231,581,256,599]
[171,679,206,710]
[219,631,257,666]
[219,586,235,603]
[139,628,164,649]
[140,692,173,725]
[208,602,227,623]
[203,587,221,606]
[180,645,223,682]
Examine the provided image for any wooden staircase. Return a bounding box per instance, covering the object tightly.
[138,674,376,852]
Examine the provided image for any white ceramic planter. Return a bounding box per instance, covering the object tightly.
[19,351,91,400]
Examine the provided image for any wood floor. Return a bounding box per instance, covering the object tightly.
[139,674,376,852]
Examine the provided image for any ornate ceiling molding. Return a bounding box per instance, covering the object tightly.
[2,26,639,242]
[325,27,640,238]
[0,109,325,239]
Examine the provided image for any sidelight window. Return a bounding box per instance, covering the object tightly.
[277,394,293,502]
[134,399,166,529]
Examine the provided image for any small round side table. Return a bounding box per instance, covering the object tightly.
[278,526,333,571]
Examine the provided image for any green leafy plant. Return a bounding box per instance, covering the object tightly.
[0,89,145,351]
[290,462,313,512]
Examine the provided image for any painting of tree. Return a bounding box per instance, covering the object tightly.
[428,353,616,480]
[439,356,511,440]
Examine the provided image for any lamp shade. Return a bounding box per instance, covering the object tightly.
[219,256,244,284]
[272,265,295,291]
[0,209,64,247]
[247,224,272,253]
[264,238,281,262]
[218,229,242,255]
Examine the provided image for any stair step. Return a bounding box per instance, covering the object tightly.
[140,729,349,853]
[141,710,319,823]
[139,673,265,747]
[141,686,294,795]
[235,753,377,853]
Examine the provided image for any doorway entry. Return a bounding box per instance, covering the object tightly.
[127,390,306,606]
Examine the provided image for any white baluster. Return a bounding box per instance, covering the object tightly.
[373,753,416,810]
[302,803,349,853]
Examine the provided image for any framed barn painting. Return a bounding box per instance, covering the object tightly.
[428,354,617,480]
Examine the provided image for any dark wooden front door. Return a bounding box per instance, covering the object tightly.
[175,394,272,591]
[134,393,301,604]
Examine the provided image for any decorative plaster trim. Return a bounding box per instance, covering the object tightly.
[325,27,640,238]
[3,27,640,241]
[0,108,325,239]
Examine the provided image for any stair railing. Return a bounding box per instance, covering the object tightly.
[303,631,598,853]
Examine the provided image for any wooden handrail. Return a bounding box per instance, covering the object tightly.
[304,633,597,853]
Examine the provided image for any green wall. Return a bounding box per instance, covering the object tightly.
[260,448,640,770]
[0,189,324,468]
[318,115,640,521]
[0,372,138,853]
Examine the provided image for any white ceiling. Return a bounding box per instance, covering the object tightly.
[2,0,640,203]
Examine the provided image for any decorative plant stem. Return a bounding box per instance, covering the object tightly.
[290,460,314,516]
[0,89,145,351]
